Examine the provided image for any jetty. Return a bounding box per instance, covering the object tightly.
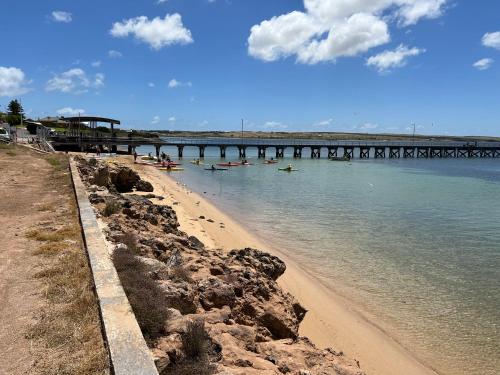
[40,116,500,159]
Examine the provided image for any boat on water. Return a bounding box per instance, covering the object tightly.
[279,164,298,172]
[190,160,205,165]
[329,156,351,161]
[264,160,279,164]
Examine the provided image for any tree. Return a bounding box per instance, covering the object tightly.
[6,100,24,126]
[7,99,24,116]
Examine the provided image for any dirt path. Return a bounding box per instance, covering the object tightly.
[0,145,108,374]
[0,146,55,374]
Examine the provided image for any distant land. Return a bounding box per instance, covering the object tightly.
[147,130,500,143]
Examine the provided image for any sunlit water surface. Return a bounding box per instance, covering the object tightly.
[138,145,500,375]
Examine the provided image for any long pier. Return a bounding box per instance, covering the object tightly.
[51,135,500,160]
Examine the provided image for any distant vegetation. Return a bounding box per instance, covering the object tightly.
[149,130,500,143]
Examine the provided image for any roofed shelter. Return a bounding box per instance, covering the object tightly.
[63,116,121,138]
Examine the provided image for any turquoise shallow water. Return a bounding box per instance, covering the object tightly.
[139,145,500,375]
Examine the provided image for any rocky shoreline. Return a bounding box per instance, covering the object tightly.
[75,156,364,375]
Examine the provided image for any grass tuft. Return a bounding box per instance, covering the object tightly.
[182,319,208,359]
[27,225,80,242]
[103,200,121,217]
[112,247,171,340]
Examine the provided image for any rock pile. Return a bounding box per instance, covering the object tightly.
[75,157,364,375]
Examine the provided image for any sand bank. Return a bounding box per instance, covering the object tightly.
[125,157,439,375]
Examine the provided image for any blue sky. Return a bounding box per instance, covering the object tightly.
[1,0,499,135]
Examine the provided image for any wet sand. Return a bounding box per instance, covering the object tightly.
[125,157,440,375]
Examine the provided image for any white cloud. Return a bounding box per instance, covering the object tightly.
[148,82,155,87]
[157,0,168,3]
[248,0,447,64]
[263,121,288,130]
[168,78,192,88]
[110,14,193,50]
[46,68,104,94]
[168,116,176,122]
[108,50,123,58]
[314,118,333,126]
[366,44,425,73]
[91,61,101,67]
[473,58,494,71]
[56,107,85,116]
[482,32,500,50]
[359,123,379,130]
[151,115,160,125]
[51,11,72,23]
[0,66,31,97]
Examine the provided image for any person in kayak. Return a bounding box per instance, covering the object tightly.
[211,164,216,171]
[286,164,293,171]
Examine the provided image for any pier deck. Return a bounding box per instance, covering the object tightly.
[51,135,500,159]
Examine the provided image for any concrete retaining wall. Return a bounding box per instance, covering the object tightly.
[69,157,159,375]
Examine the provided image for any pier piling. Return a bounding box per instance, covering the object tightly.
[258,146,266,159]
[375,147,386,158]
[294,147,303,158]
[311,147,321,158]
[360,147,370,159]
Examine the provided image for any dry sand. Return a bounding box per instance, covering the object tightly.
[123,157,440,375]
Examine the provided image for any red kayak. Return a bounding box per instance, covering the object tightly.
[217,162,241,167]
[264,160,279,164]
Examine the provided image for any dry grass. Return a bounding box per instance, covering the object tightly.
[103,199,121,217]
[27,225,80,242]
[112,247,171,340]
[182,319,208,359]
[27,155,109,375]
[164,319,215,375]
[33,241,68,256]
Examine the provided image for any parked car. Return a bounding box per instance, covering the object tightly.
[0,127,10,142]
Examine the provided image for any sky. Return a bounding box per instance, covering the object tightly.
[0,0,499,136]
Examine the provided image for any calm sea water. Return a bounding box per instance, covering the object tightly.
[139,145,500,375]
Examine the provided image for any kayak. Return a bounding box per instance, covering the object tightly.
[154,162,182,167]
[190,160,205,165]
[241,163,253,166]
[264,160,279,164]
[205,168,228,171]
[141,156,156,161]
[217,162,241,167]
[330,156,350,161]
[157,167,184,171]
[279,168,298,172]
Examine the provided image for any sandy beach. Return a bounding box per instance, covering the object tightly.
[124,157,440,375]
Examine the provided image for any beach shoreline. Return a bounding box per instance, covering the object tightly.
[122,156,440,375]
